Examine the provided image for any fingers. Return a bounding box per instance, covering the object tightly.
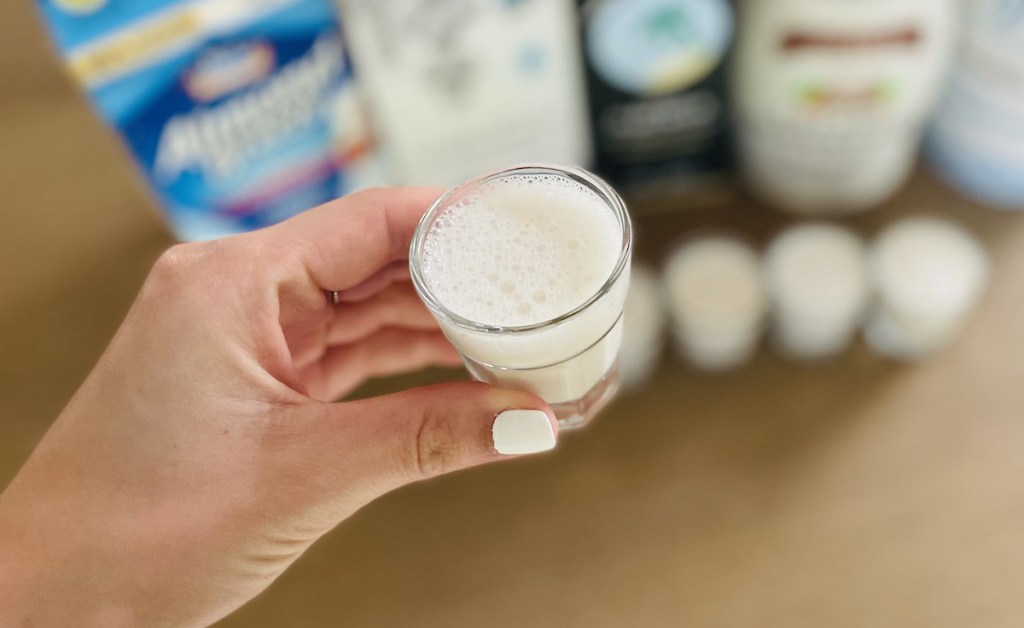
[326,283,438,346]
[303,382,557,497]
[334,261,411,303]
[291,280,446,374]
[299,328,462,401]
[270,186,443,297]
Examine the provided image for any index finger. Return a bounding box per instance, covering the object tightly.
[271,186,443,294]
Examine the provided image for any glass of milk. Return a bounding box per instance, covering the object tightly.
[410,164,633,429]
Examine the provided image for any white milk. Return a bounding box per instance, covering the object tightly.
[865,218,988,360]
[418,172,629,405]
[620,263,666,392]
[663,236,766,371]
[764,224,870,360]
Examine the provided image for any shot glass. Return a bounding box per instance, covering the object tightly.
[663,234,766,371]
[409,164,632,429]
[865,217,989,360]
[764,223,870,361]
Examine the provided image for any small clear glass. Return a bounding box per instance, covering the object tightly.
[409,164,632,429]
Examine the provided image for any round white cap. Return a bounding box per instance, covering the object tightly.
[870,217,989,321]
[764,223,870,324]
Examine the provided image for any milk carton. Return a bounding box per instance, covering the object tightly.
[38,0,375,240]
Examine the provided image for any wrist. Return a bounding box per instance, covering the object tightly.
[0,503,143,627]
[0,464,144,627]
[0,500,47,626]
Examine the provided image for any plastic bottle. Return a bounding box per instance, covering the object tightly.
[927,0,1024,209]
[732,0,954,214]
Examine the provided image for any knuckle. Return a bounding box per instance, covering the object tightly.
[412,402,459,480]
[150,242,207,284]
[143,240,238,305]
[348,186,390,204]
[258,235,303,272]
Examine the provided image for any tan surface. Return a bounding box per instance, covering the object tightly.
[3,3,1024,627]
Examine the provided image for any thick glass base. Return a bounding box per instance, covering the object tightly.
[461,356,622,430]
[549,362,621,430]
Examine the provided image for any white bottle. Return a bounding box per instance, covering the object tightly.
[927,0,1024,209]
[732,0,954,214]
[865,217,989,360]
[763,223,870,360]
[663,235,766,371]
[339,0,592,186]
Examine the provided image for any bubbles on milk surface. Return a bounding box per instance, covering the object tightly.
[422,174,621,327]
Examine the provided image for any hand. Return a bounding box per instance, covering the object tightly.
[0,188,558,627]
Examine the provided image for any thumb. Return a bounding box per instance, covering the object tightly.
[314,381,558,490]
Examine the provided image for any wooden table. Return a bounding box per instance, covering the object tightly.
[3,4,1024,626]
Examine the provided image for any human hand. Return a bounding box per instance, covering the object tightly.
[0,188,558,627]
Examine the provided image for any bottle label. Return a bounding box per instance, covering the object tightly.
[585,0,731,96]
[582,0,733,182]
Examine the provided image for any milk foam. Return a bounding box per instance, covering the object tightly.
[421,174,621,327]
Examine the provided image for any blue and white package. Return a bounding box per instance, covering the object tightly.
[927,0,1024,210]
[38,0,375,240]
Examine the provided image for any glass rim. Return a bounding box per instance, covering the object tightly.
[409,163,632,334]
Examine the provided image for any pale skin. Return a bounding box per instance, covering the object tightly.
[0,188,557,627]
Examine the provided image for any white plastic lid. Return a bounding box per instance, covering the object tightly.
[663,235,766,332]
[870,217,989,320]
[763,223,870,324]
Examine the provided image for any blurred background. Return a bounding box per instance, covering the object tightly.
[3,0,1024,626]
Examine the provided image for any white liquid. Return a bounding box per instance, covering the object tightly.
[620,264,665,392]
[420,173,628,403]
[866,218,988,359]
[764,224,869,359]
[663,236,765,371]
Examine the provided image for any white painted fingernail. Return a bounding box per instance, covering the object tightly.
[492,410,557,455]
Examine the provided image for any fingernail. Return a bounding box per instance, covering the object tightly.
[492,409,557,455]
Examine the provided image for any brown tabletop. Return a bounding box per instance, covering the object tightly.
[3,3,1024,627]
